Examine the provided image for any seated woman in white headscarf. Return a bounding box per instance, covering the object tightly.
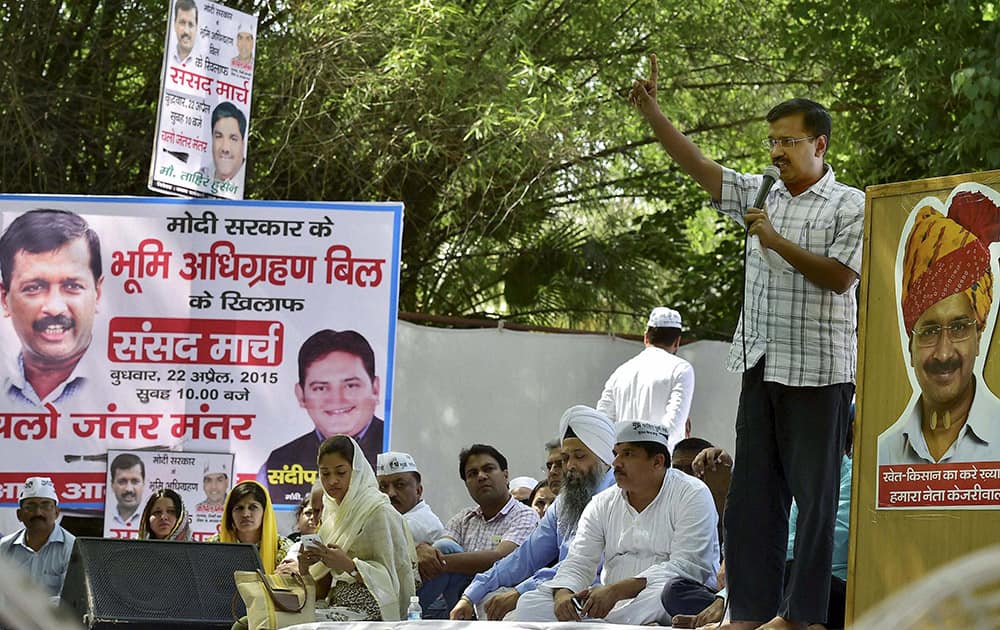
[298,435,417,621]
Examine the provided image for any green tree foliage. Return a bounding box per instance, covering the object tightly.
[1,0,995,339]
[785,0,1000,183]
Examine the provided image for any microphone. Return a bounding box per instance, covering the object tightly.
[752,165,781,209]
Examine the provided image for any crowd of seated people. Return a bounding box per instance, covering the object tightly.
[3,400,853,628]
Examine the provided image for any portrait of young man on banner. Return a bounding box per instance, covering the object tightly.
[877,183,1000,509]
[0,209,104,408]
[258,328,385,504]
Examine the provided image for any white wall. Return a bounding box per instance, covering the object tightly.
[388,321,741,522]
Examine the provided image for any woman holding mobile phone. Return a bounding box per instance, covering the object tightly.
[298,435,416,621]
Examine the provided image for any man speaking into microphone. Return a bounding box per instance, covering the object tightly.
[630,54,863,630]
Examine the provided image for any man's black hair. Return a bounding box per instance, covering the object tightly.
[0,209,102,292]
[646,327,681,349]
[766,98,832,152]
[174,0,198,23]
[298,329,376,386]
[211,101,247,139]
[110,453,146,480]
[458,444,508,480]
[673,437,714,459]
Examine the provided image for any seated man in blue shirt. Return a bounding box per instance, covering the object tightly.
[0,477,76,599]
[450,405,617,620]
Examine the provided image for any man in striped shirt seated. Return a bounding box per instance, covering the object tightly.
[416,443,539,618]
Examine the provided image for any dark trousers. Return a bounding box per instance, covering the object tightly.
[782,561,847,629]
[661,577,718,617]
[724,358,852,623]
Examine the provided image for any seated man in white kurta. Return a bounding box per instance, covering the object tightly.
[511,421,719,625]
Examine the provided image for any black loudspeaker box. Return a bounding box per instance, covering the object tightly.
[61,537,263,629]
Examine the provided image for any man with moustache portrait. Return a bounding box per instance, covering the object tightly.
[878,189,1000,466]
[108,453,146,532]
[171,0,198,66]
[1,209,103,408]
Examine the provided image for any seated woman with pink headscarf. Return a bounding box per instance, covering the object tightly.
[298,435,417,621]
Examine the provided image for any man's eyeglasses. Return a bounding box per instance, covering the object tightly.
[912,319,979,347]
[762,136,816,150]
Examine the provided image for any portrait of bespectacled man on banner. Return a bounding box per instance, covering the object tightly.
[877,184,1000,469]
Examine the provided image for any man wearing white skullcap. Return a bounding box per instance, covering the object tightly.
[451,405,617,621]
[231,23,255,70]
[511,420,719,625]
[376,451,444,544]
[597,307,695,453]
[509,476,539,503]
[0,477,76,597]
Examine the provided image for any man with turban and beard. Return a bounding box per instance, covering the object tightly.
[449,405,617,621]
[878,188,1000,465]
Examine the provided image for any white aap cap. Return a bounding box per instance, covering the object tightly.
[377,451,419,476]
[615,421,670,448]
[509,476,539,491]
[19,476,58,505]
[647,307,682,330]
[204,461,230,476]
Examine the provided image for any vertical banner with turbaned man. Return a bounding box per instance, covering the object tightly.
[149,0,257,199]
[847,172,1000,624]
[873,183,1000,509]
[0,195,403,535]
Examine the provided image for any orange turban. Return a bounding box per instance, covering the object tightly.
[901,190,1000,333]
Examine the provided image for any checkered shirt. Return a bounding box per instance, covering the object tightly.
[443,496,539,552]
[713,165,865,387]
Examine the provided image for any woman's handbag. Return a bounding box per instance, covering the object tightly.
[233,570,316,630]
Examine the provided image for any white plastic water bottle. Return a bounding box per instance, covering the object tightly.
[406,595,422,620]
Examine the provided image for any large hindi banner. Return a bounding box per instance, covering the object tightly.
[0,196,403,534]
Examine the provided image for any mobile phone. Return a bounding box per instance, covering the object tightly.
[300,534,322,549]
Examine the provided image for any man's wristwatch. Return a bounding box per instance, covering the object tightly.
[348,568,360,582]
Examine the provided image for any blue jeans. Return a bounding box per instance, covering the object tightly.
[417,539,474,619]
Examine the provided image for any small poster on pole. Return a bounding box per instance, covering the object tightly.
[148,0,257,200]
[104,449,234,540]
